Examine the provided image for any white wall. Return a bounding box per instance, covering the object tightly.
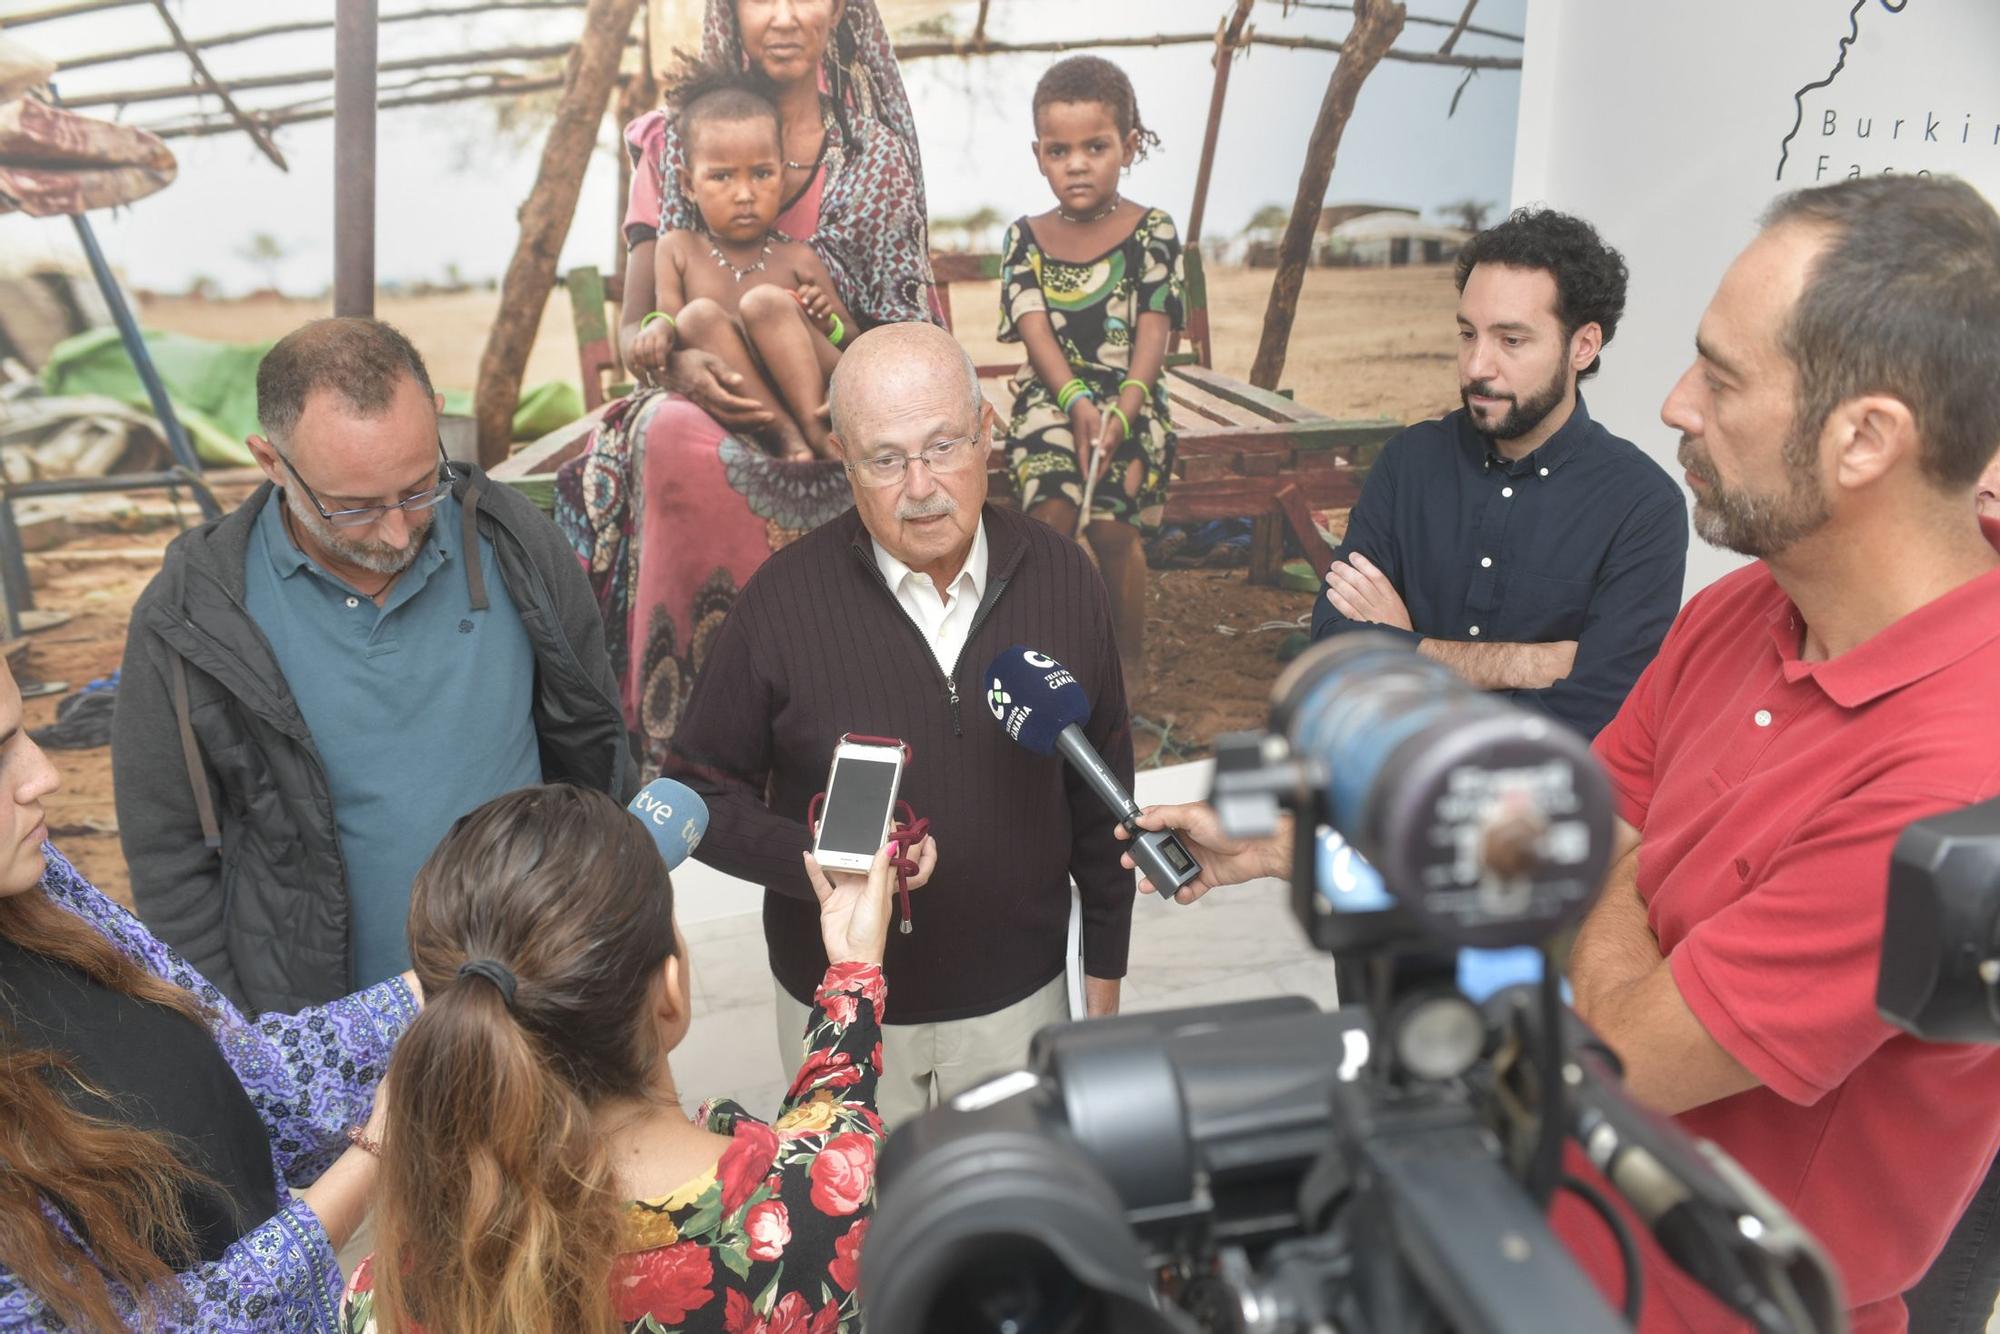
[1511,0,2000,599]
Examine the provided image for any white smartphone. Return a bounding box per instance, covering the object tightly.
[812,740,905,873]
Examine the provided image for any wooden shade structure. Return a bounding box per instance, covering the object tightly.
[4,0,1520,461]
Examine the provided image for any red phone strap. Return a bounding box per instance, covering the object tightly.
[807,735,927,934]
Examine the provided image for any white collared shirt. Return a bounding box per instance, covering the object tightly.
[872,517,989,675]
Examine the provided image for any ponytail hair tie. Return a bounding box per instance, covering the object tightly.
[457,959,519,1008]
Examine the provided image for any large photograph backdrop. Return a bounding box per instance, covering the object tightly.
[1512,0,2000,598]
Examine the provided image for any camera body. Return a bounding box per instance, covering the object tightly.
[860,637,1884,1333]
[1877,795,2000,1043]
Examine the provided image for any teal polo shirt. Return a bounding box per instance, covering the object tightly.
[242,488,542,988]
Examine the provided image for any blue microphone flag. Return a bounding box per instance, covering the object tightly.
[984,645,1091,756]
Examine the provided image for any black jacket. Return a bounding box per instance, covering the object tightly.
[113,468,636,1013]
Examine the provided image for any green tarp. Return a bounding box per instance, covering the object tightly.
[41,327,583,466]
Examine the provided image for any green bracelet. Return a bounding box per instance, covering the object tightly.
[639,310,675,333]
[1057,378,1090,411]
[826,311,846,347]
[1119,377,1151,397]
[1105,404,1131,439]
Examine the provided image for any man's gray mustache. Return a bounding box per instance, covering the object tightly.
[897,495,959,520]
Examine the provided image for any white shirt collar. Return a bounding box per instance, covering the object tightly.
[872,514,988,608]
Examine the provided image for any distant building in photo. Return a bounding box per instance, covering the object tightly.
[1323,210,1470,267]
[1241,203,1469,269]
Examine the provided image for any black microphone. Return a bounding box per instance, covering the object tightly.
[983,645,1202,903]
[1488,987,1843,1332]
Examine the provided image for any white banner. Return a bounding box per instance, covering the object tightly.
[1512,0,2000,597]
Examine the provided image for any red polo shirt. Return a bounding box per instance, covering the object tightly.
[1556,521,2000,1333]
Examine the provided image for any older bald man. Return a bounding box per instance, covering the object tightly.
[668,322,1135,1126]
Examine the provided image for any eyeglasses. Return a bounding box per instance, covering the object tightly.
[845,428,984,489]
[277,438,456,528]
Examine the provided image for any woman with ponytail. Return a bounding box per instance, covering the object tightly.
[0,659,422,1331]
[343,784,896,1333]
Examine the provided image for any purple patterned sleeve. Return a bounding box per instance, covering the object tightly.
[0,1196,344,1331]
[35,846,420,1180]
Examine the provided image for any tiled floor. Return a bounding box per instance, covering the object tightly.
[673,871,1332,1119]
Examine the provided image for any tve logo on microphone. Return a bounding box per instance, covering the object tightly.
[630,780,706,862]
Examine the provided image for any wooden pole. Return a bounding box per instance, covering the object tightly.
[146,0,287,169]
[1248,0,1405,390]
[334,0,377,318]
[1184,0,1255,248]
[473,0,643,467]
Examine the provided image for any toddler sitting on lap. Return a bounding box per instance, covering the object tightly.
[648,62,855,460]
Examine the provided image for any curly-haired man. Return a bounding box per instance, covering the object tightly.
[1312,207,1687,740]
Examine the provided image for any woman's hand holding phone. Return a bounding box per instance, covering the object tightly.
[803,837,934,966]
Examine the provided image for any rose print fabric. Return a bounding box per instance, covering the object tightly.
[0,845,418,1332]
[342,960,888,1333]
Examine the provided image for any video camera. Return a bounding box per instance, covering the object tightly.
[859,634,1951,1333]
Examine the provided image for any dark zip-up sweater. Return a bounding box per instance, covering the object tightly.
[666,503,1135,1024]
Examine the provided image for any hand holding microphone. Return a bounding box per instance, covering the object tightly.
[983,645,1203,904]
[1117,803,1294,904]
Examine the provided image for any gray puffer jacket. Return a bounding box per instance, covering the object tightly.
[112,467,636,1013]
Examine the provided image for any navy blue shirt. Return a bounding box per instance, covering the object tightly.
[1311,398,1687,738]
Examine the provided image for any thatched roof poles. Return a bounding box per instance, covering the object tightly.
[144,0,287,169]
[54,2,589,73]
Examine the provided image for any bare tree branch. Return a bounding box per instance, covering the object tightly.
[890,31,1515,69]
[474,0,641,465]
[1251,0,1407,389]
[1437,0,1481,56]
[1263,0,1519,43]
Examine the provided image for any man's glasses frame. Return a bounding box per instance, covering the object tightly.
[277,437,456,529]
[845,421,988,490]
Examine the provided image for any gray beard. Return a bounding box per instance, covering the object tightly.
[1679,436,1829,559]
[285,489,428,576]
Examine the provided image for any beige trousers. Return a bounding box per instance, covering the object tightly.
[773,974,1071,1130]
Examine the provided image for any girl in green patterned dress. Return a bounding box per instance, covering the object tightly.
[998,55,1186,693]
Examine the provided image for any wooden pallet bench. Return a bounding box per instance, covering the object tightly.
[493,246,1392,583]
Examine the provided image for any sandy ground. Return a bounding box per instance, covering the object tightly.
[134,263,1463,430]
[37,264,1458,905]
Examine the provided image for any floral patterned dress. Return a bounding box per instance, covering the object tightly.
[0,846,419,1332]
[341,961,888,1333]
[997,206,1187,533]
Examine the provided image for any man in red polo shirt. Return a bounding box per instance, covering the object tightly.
[1559,175,2000,1332]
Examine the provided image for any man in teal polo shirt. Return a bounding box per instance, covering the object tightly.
[115,318,636,1012]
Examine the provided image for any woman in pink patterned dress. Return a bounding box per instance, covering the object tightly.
[342,784,910,1332]
[557,0,938,779]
